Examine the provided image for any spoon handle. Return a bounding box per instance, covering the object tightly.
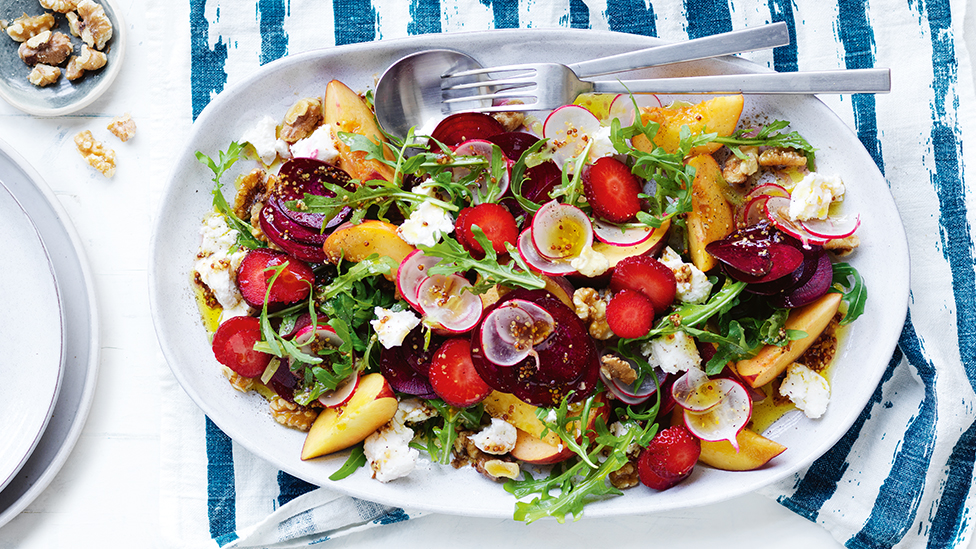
[589,68,891,95]
[567,23,791,78]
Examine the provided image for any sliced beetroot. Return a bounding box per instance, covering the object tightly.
[772,250,834,308]
[379,338,437,399]
[268,359,301,402]
[746,244,822,296]
[487,131,541,160]
[723,242,804,284]
[706,221,802,278]
[237,248,315,308]
[274,158,352,230]
[258,203,328,263]
[401,326,445,378]
[470,289,600,407]
[429,112,505,150]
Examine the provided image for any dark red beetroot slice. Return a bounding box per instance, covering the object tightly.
[705,221,798,277]
[723,242,804,284]
[745,244,823,296]
[772,250,834,308]
[487,131,540,160]
[401,327,444,377]
[430,112,505,150]
[274,158,353,230]
[470,289,600,407]
[258,203,328,264]
[268,359,302,402]
[379,341,437,399]
[237,248,315,308]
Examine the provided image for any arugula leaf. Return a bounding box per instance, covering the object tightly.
[535,393,606,469]
[329,444,367,480]
[417,400,484,465]
[196,142,265,250]
[419,232,546,293]
[830,262,867,325]
[714,120,818,170]
[508,139,551,215]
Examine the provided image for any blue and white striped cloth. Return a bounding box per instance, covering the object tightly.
[151,1,976,547]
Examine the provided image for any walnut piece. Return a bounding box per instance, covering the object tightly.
[492,108,525,132]
[758,147,807,167]
[74,130,116,177]
[722,145,759,185]
[279,97,323,143]
[608,459,640,489]
[823,234,860,257]
[39,0,79,13]
[18,30,73,66]
[6,13,57,42]
[573,287,613,340]
[106,112,136,142]
[69,0,113,50]
[600,354,638,385]
[65,43,107,80]
[28,64,60,87]
[269,396,318,432]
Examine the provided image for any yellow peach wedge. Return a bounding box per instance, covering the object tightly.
[698,428,787,471]
[323,79,396,183]
[685,154,736,272]
[322,220,415,267]
[632,94,744,156]
[301,373,398,460]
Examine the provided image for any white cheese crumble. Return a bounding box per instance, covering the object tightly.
[587,125,616,161]
[241,115,289,165]
[194,212,251,322]
[609,421,641,455]
[363,418,419,483]
[659,247,713,303]
[290,123,340,164]
[397,201,454,246]
[471,418,517,455]
[395,398,437,425]
[779,362,831,419]
[788,172,845,221]
[570,244,610,278]
[640,331,701,375]
[370,307,422,349]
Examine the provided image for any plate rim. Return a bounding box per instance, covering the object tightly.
[0,136,100,529]
[150,28,910,518]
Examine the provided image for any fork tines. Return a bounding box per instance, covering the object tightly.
[441,64,541,112]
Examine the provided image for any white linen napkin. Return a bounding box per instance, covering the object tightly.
[150,1,976,548]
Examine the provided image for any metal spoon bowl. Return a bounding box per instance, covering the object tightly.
[374,49,484,138]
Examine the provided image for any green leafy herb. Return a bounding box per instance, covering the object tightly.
[536,392,606,469]
[831,263,867,325]
[329,444,367,481]
[419,231,546,293]
[417,400,484,465]
[714,120,818,170]
[196,142,265,250]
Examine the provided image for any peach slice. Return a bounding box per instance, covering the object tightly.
[685,154,735,272]
[322,220,415,269]
[482,391,562,446]
[301,372,398,460]
[697,428,787,471]
[510,427,574,464]
[322,80,395,183]
[632,94,744,156]
[734,292,842,388]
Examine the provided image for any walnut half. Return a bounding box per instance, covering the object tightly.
[65,43,107,80]
[28,64,61,87]
[18,30,73,67]
[6,13,57,42]
[67,0,113,50]
[74,130,116,177]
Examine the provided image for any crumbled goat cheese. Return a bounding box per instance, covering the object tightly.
[371,307,422,349]
[195,213,251,321]
[395,398,437,425]
[471,418,518,455]
[290,123,340,164]
[241,115,289,165]
[641,331,701,375]
[397,201,454,246]
[780,362,831,419]
[570,244,610,278]
[363,419,419,483]
[659,247,713,303]
[587,125,617,161]
[789,172,845,221]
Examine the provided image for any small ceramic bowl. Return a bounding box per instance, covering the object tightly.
[0,0,125,116]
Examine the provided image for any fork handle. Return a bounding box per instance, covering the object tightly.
[568,23,791,78]
[591,69,891,95]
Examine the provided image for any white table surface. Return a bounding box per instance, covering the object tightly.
[0,2,972,548]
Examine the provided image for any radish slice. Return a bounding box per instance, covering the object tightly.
[599,353,665,405]
[681,376,753,451]
[542,104,602,170]
[671,368,725,413]
[480,299,555,368]
[453,139,511,204]
[517,229,577,276]
[530,200,594,260]
[318,370,360,408]
[801,213,861,239]
[741,195,771,226]
[607,93,662,127]
[396,249,441,310]
[292,324,342,354]
[417,274,484,333]
[592,219,655,246]
[744,183,791,202]
[763,196,829,246]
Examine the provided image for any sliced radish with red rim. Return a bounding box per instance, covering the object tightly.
[542,104,602,170]
[517,229,577,276]
[417,274,484,333]
[318,370,360,408]
[396,249,442,310]
[763,196,830,246]
[677,371,752,450]
[480,299,555,368]
[801,214,861,240]
[452,139,510,204]
[592,219,655,246]
[607,93,662,127]
[530,200,593,260]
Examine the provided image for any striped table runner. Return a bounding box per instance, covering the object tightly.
[151,1,976,547]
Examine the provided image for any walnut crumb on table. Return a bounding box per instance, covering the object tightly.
[107,113,136,142]
[74,130,116,177]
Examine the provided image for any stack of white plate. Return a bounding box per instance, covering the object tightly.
[0,138,99,528]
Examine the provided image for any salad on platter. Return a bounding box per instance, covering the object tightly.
[191,77,866,522]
